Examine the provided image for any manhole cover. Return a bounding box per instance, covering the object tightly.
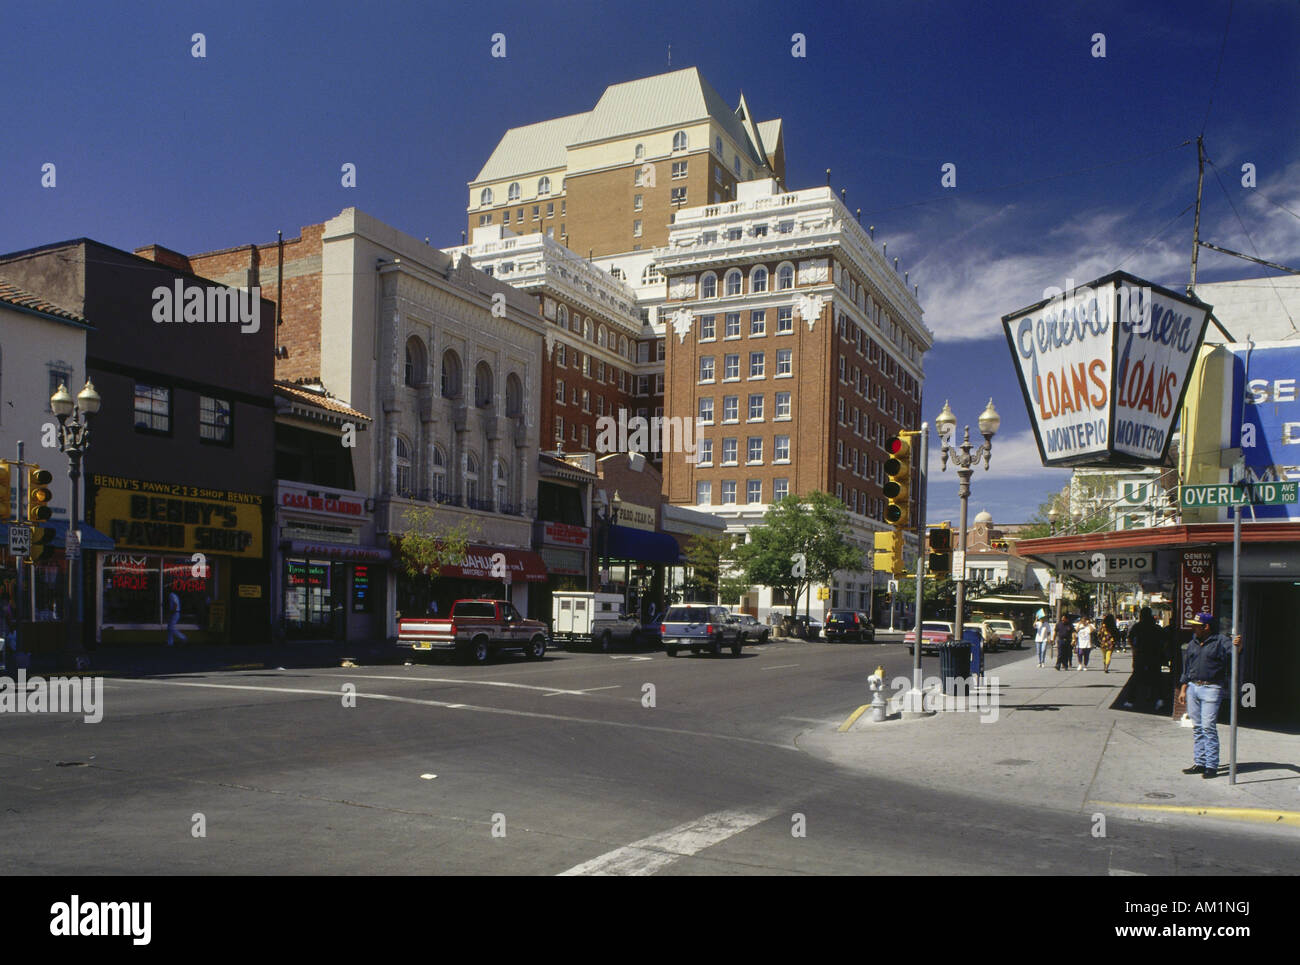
[1145,791,1175,800]
[994,759,1032,766]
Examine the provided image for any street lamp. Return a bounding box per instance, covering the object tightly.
[50,380,100,666]
[936,398,998,648]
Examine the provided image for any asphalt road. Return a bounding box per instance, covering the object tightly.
[1,639,1295,875]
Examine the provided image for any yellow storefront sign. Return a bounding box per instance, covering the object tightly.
[92,474,263,558]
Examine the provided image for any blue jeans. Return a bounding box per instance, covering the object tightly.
[1036,640,1049,663]
[1186,683,1223,768]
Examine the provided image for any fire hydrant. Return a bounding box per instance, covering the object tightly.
[869,665,887,722]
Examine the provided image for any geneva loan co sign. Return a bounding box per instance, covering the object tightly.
[1003,271,1210,467]
[1179,549,1215,629]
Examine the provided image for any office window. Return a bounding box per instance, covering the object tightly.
[199,396,231,444]
[776,348,792,376]
[633,194,643,211]
[581,425,589,448]
[699,398,714,424]
[480,188,494,205]
[774,435,790,463]
[134,384,171,433]
[775,392,791,419]
[561,201,566,216]
[672,160,688,179]
[508,182,521,201]
[673,131,688,151]
[839,357,846,381]
[777,306,793,333]
[546,202,554,217]
[715,135,723,155]
[752,224,768,237]
[582,390,590,412]
[774,478,789,501]
[671,187,687,204]
[733,155,741,176]
[697,439,713,465]
[632,220,642,237]
[838,398,846,423]
[749,352,764,378]
[546,226,554,238]
[722,396,739,422]
[701,274,718,299]
[696,315,716,342]
[747,480,762,504]
[750,310,766,336]
[553,416,563,443]
[656,339,665,361]
[637,375,649,395]
[721,481,737,504]
[837,440,844,466]
[478,214,491,226]
[583,355,592,377]
[748,394,764,421]
[727,227,743,241]
[555,379,565,403]
[777,264,794,290]
[532,205,540,221]
[696,481,712,505]
[724,313,741,338]
[722,438,738,465]
[515,209,523,224]
[654,373,664,394]
[556,344,566,367]
[752,267,768,293]
[725,270,742,296]
[723,354,740,380]
[747,437,762,463]
[699,356,715,382]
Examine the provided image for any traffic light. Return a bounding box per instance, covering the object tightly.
[29,523,55,562]
[27,467,53,522]
[884,435,912,527]
[0,460,11,523]
[874,529,904,580]
[928,523,952,577]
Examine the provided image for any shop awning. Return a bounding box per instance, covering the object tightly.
[605,524,682,564]
[437,545,548,583]
[49,520,116,551]
[284,540,392,562]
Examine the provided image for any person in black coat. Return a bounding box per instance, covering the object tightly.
[1055,614,1074,670]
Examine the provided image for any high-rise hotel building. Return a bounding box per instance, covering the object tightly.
[458,68,931,618]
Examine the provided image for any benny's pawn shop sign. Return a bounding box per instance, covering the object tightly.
[1003,271,1210,468]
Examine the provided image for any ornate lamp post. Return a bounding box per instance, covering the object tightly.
[936,399,999,644]
[50,380,101,664]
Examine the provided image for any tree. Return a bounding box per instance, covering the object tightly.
[734,491,864,618]
[391,506,476,615]
[681,533,735,602]
[1018,480,1111,539]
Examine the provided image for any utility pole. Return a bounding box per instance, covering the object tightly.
[1188,135,1206,297]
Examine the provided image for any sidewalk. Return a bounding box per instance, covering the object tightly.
[13,639,396,677]
[798,649,1300,836]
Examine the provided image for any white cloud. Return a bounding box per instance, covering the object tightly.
[924,429,1070,523]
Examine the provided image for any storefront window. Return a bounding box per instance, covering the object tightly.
[101,554,217,625]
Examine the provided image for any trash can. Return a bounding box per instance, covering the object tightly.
[938,639,972,696]
[964,627,984,676]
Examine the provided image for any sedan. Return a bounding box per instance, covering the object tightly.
[732,614,771,644]
[823,610,875,643]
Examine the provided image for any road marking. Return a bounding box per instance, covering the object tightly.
[837,705,871,732]
[759,663,799,672]
[296,672,594,697]
[544,685,621,697]
[1109,869,1148,876]
[610,656,653,661]
[1090,801,1300,826]
[558,808,780,876]
[114,678,797,750]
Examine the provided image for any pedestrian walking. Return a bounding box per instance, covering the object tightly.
[1125,607,1165,711]
[165,589,187,647]
[1055,613,1074,670]
[1075,615,1093,670]
[1178,612,1244,779]
[1098,614,1118,673]
[1033,615,1054,668]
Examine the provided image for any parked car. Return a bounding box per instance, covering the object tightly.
[823,609,875,643]
[551,591,643,652]
[660,605,743,657]
[397,599,548,664]
[903,621,956,655]
[779,614,823,640]
[732,613,771,644]
[980,618,1023,651]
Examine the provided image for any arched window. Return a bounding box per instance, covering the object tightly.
[725,269,742,296]
[777,262,795,290]
[404,336,427,387]
[619,335,629,357]
[634,143,645,160]
[641,263,662,287]
[700,272,718,299]
[597,324,607,348]
[395,436,412,497]
[751,266,768,293]
[474,361,493,408]
[672,131,688,152]
[571,312,582,334]
[432,445,447,499]
[494,459,509,510]
[505,373,523,417]
[479,187,493,205]
[507,182,521,202]
[583,317,592,341]
[465,452,480,507]
[557,305,568,328]
[538,176,551,195]
[441,349,462,399]
[715,135,723,155]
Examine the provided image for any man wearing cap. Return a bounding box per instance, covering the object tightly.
[1178,612,1244,779]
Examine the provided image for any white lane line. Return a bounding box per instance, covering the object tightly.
[558,808,780,876]
[759,663,799,672]
[289,673,594,697]
[544,685,621,697]
[114,678,796,749]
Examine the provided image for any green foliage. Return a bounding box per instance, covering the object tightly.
[391,506,475,579]
[682,533,735,602]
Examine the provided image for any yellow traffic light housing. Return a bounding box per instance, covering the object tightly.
[0,460,11,523]
[884,435,911,527]
[29,523,55,562]
[27,467,53,522]
[874,529,904,580]
[928,523,952,577]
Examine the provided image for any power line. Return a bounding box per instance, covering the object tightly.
[1200,0,1236,136]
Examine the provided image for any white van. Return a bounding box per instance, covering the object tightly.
[552,592,643,652]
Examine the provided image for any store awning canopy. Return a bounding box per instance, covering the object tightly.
[605,524,682,564]
[49,520,115,551]
[437,545,548,583]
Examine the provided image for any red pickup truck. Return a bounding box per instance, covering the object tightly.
[397,599,548,664]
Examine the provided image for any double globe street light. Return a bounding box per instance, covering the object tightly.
[935,398,999,646]
[50,380,101,664]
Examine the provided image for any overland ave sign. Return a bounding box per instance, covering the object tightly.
[1180,482,1299,508]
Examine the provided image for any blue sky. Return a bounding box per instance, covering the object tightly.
[2,0,1297,523]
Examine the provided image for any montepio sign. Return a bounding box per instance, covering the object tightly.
[1003,271,1210,468]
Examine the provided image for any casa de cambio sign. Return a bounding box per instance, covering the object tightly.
[1003,271,1210,468]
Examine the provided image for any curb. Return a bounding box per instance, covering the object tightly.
[1089,801,1300,827]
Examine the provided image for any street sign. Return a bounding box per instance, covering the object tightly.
[8,524,31,556]
[1180,482,1299,508]
[887,579,898,594]
[951,550,965,575]
[66,529,80,561]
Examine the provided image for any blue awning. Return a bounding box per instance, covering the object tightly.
[47,520,116,551]
[605,524,681,564]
